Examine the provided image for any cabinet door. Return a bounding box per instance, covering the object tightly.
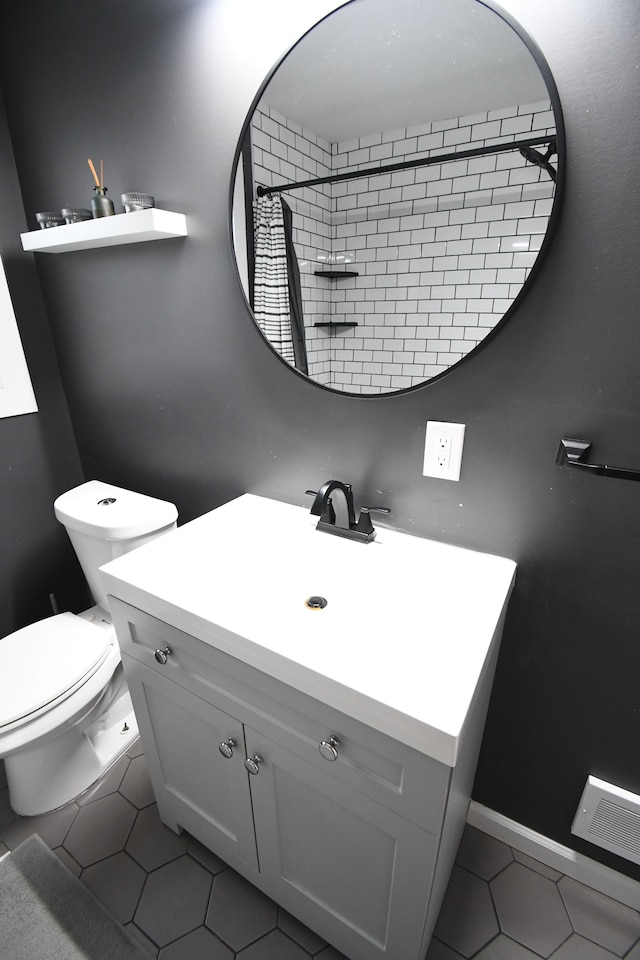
[122,654,258,870]
[245,727,437,960]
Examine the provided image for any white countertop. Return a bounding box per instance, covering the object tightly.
[100,494,516,766]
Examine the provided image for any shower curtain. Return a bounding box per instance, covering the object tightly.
[253,194,307,374]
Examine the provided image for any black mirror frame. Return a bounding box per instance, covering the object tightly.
[229,0,565,399]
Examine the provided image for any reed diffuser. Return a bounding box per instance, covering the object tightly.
[88,158,115,217]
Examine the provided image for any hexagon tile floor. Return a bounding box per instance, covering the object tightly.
[1,743,639,959]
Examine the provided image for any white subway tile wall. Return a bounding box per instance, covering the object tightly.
[252,100,556,393]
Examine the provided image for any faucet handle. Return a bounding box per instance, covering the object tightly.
[355,505,390,536]
[305,489,336,525]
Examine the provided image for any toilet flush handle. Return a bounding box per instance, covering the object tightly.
[154,645,173,665]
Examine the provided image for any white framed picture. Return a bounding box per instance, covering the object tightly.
[0,255,38,417]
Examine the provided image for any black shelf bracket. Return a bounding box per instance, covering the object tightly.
[556,438,640,481]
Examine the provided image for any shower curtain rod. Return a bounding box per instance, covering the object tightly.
[256,135,556,197]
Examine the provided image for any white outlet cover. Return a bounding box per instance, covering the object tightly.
[423,421,465,481]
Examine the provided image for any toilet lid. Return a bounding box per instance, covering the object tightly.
[0,612,113,728]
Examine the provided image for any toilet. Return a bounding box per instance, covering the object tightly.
[0,480,178,816]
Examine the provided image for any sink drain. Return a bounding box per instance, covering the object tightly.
[305,596,328,610]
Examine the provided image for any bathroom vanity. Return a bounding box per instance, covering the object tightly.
[100,494,516,960]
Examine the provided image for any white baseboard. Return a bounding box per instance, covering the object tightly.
[467,801,640,911]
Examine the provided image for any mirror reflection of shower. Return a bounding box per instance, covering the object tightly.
[233,0,562,395]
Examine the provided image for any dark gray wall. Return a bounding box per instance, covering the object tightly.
[1,0,639,879]
[0,89,86,637]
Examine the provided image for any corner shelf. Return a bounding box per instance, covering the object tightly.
[314,270,359,279]
[20,208,187,254]
[313,321,358,328]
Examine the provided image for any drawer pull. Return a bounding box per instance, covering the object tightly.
[154,645,173,665]
[219,738,237,759]
[319,735,341,761]
[244,753,264,775]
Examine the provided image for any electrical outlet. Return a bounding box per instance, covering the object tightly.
[423,421,465,481]
[436,434,451,469]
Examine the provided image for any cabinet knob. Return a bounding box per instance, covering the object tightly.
[319,735,341,761]
[154,645,173,665]
[244,753,264,775]
[219,738,237,759]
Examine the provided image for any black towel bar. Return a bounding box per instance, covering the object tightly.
[556,438,640,481]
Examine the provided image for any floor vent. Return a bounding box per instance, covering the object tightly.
[572,776,640,865]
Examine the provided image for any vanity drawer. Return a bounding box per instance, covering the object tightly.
[110,597,451,832]
[248,681,451,834]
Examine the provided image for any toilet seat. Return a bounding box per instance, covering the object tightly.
[0,612,113,731]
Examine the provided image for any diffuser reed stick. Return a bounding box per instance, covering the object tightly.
[87,157,100,187]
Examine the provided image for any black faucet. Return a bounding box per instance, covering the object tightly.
[306,481,390,543]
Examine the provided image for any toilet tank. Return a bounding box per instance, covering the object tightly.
[54,480,178,609]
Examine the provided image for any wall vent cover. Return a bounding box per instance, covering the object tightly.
[572,775,640,865]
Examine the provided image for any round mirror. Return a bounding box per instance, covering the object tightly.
[231,0,564,396]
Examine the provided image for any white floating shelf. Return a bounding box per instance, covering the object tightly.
[21,208,187,254]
